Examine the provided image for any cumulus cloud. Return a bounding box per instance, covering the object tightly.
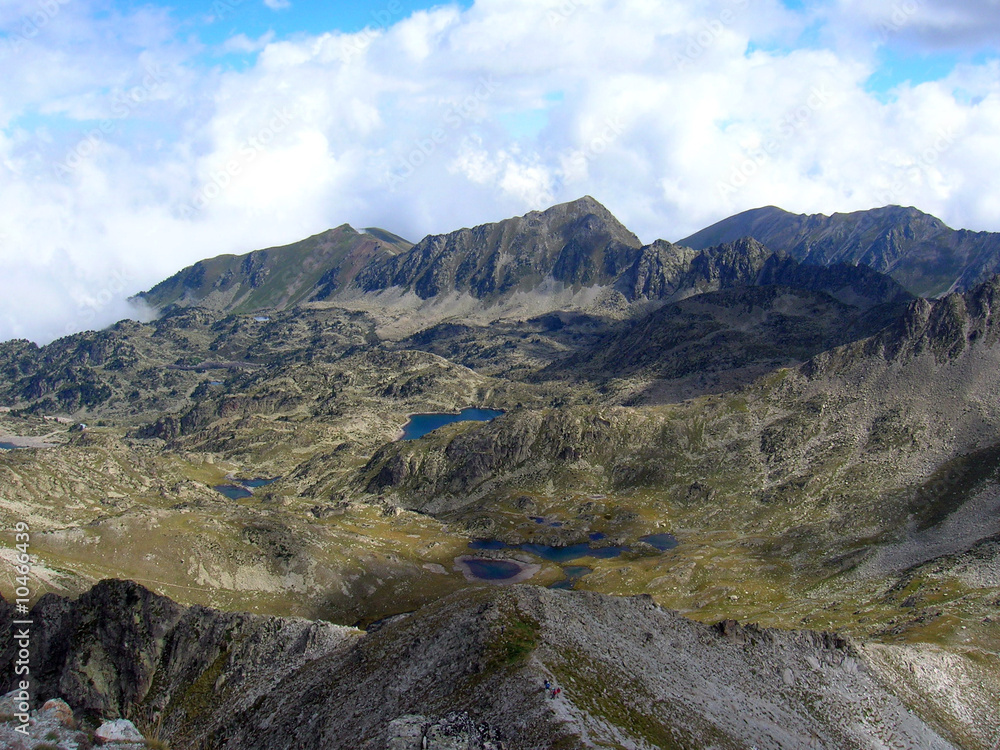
[1,0,999,343]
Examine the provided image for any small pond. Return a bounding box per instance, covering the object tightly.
[240,477,280,488]
[529,516,563,527]
[454,555,540,584]
[549,565,593,590]
[0,442,20,450]
[400,408,504,440]
[639,533,678,551]
[461,558,523,581]
[212,476,280,499]
[469,538,628,563]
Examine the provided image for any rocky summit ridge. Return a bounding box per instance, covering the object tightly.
[0,579,962,750]
[138,198,1000,320]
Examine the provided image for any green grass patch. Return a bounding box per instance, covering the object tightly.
[485,609,541,669]
[550,647,736,750]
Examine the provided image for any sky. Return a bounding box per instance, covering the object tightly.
[1,0,999,344]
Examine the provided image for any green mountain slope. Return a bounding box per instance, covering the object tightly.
[138,224,412,313]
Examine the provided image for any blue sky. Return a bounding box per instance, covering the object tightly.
[187,0,474,41]
[1,0,999,343]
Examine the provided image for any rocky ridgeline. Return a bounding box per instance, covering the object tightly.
[680,204,1000,298]
[0,580,959,749]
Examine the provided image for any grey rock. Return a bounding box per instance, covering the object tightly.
[95,718,144,743]
[386,714,427,750]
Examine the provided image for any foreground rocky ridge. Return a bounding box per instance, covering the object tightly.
[0,580,972,749]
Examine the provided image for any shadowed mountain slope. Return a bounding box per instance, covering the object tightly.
[679,205,1000,298]
[362,275,1000,548]
[533,238,914,401]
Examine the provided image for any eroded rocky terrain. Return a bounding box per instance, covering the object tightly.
[2,197,999,747]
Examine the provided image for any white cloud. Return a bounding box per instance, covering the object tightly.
[264,0,291,11]
[828,0,1000,50]
[1,0,1000,343]
[222,32,277,55]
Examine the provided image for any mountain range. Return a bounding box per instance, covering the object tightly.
[2,197,1000,749]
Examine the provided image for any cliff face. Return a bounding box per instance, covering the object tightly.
[0,580,961,750]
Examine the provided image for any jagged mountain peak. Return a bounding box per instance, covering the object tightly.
[680,204,1000,297]
[355,196,644,300]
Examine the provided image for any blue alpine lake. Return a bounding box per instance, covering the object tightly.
[469,539,628,563]
[400,408,504,440]
[213,484,254,500]
[468,529,677,565]
[462,558,523,581]
[212,476,280,499]
[549,565,593,590]
[639,533,679,551]
[240,477,280,488]
[464,529,676,585]
[0,442,20,450]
